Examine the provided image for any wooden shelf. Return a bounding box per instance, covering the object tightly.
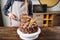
[43,14,54,27]
[33,12,60,27]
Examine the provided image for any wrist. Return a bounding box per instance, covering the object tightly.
[8,13,11,16]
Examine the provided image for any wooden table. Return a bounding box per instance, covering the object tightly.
[0,27,60,40]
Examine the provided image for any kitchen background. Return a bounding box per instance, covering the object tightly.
[1,0,60,27]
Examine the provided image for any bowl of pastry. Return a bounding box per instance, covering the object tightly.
[17,14,41,40]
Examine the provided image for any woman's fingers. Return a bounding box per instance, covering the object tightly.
[8,13,16,19]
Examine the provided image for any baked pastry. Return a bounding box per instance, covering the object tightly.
[19,14,38,34]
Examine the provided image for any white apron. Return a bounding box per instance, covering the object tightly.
[10,1,27,27]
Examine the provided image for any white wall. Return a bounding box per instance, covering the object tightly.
[1,0,60,26]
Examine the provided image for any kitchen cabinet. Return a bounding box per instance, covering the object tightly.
[33,11,60,27]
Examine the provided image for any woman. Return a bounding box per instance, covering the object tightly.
[3,0,32,27]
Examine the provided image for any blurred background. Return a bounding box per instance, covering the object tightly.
[0,0,60,27]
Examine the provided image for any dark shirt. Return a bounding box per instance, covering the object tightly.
[3,0,32,16]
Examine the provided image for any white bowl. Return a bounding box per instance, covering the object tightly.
[17,27,41,40]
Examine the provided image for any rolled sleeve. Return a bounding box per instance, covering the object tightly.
[3,0,12,16]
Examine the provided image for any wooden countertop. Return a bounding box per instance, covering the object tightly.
[0,27,60,40]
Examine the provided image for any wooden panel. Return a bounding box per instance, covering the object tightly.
[0,27,60,40]
[53,14,60,26]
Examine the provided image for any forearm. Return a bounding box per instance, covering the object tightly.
[3,0,13,16]
[3,7,9,16]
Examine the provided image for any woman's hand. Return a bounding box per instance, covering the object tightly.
[8,13,16,20]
